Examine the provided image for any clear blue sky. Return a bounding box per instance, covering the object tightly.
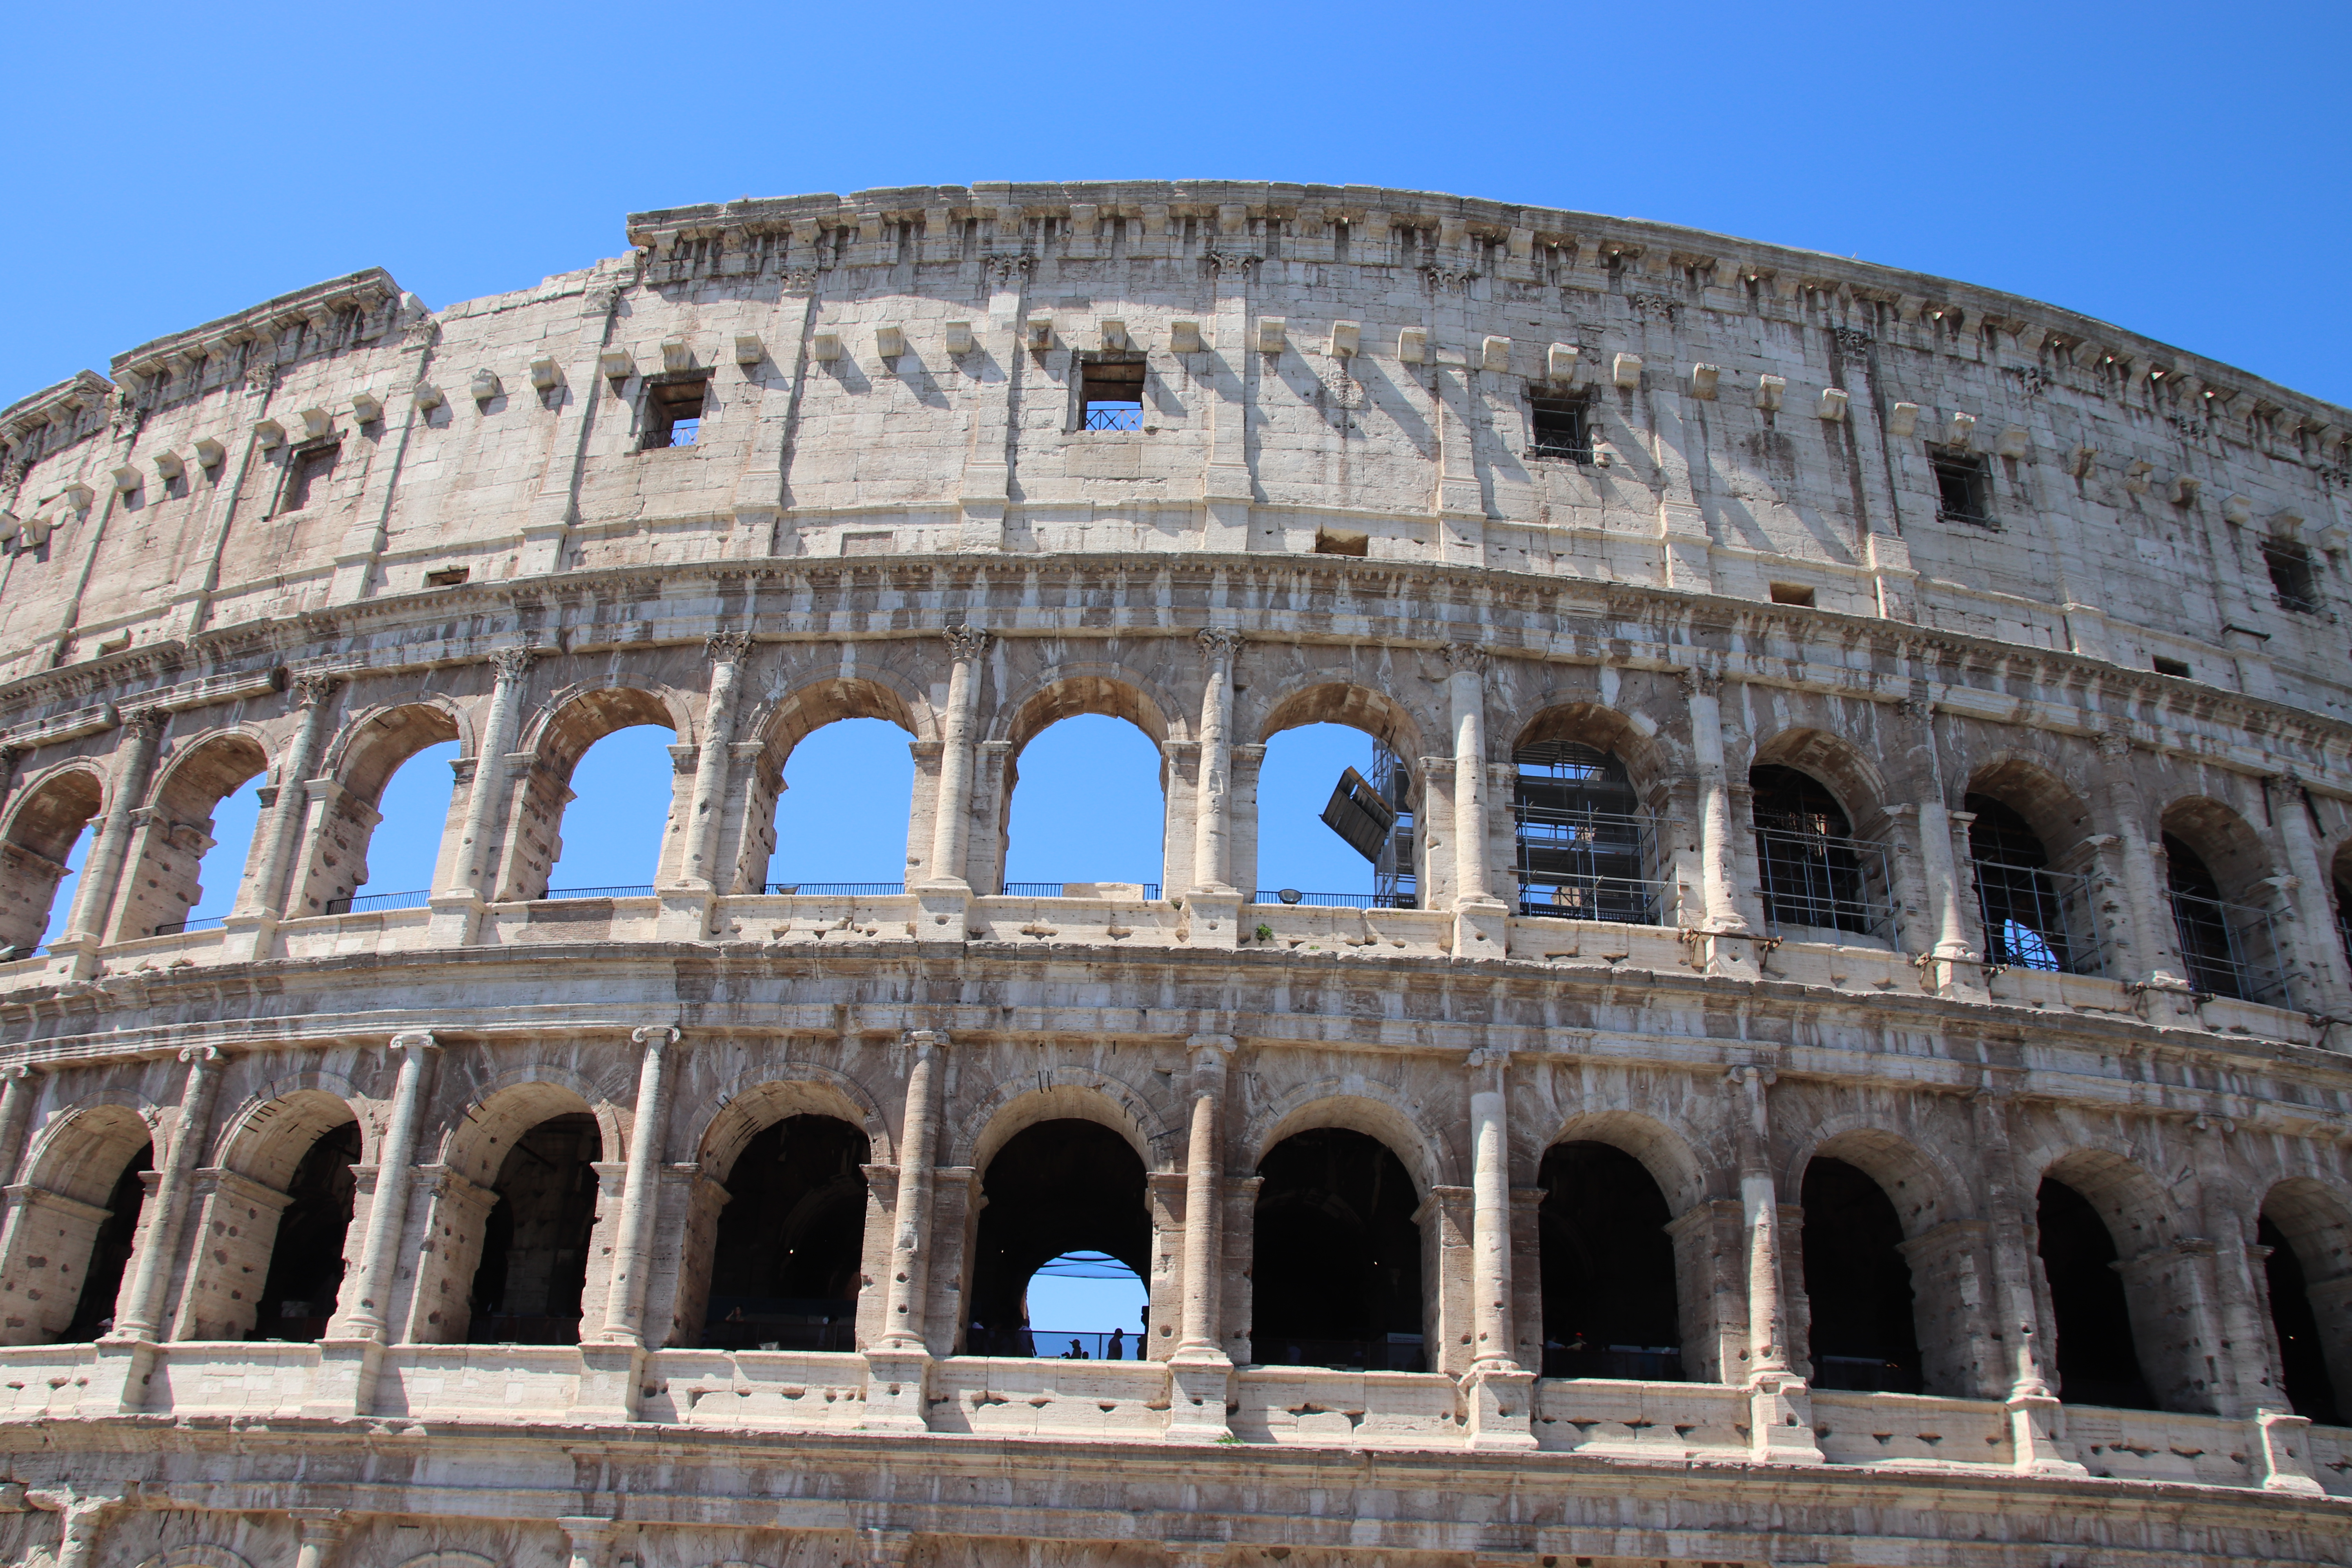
[2,1,2346,410]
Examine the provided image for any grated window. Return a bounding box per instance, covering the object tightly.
[2264,538,2320,613]
[1931,449,1992,524]
[1080,358,1146,431]
[642,374,709,449]
[1527,396,1590,461]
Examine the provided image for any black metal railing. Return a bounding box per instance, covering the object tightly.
[153,915,227,936]
[1755,826,1895,940]
[1540,1344,1686,1381]
[1811,1354,1924,1394]
[324,888,433,916]
[1973,859,2100,975]
[538,885,657,901]
[2169,890,2294,1007]
[997,882,1163,900]
[965,1325,1151,1361]
[763,882,907,897]
[1251,1334,1426,1374]
[1250,890,1417,909]
[699,1297,859,1352]
[1513,806,1667,924]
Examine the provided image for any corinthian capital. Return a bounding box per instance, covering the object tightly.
[706,630,753,665]
[1441,642,1488,676]
[1196,628,1243,662]
[488,646,539,682]
[290,671,341,710]
[944,624,991,661]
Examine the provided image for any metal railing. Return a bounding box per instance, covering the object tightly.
[1811,1354,1924,1394]
[1755,826,1896,942]
[1251,1333,1426,1374]
[1513,807,1667,924]
[699,1296,858,1352]
[1539,1344,1686,1381]
[323,888,432,916]
[966,1326,1150,1361]
[1973,859,2102,975]
[538,884,656,900]
[1081,403,1143,432]
[1250,890,1416,909]
[763,882,906,897]
[2169,890,2296,1008]
[1516,873,1675,925]
[997,882,1162,900]
[153,915,227,936]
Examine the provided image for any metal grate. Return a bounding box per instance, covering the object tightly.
[2169,890,2294,1007]
[324,888,432,915]
[538,885,656,900]
[764,882,906,896]
[1250,890,1416,909]
[997,882,1163,900]
[153,915,227,936]
[1751,765,1893,940]
[1973,860,2100,973]
[1514,742,1664,924]
[1081,403,1142,431]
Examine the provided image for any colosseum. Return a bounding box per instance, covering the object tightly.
[0,178,2347,1568]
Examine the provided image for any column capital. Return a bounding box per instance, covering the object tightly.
[1441,641,1488,675]
[1677,664,1722,699]
[388,1029,441,1054]
[123,706,171,737]
[0,1062,29,1082]
[944,623,991,661]
[705,630,753,664]
[176,1045,222,1068]
[488,645,539,682]
[1196,627,1243,661]
[289,670,342,710]
[903,1027,951,1052]
[1467,1045,1512,1073]
[630,1023,681,1047]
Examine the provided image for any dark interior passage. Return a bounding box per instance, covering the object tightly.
[1537,1140,1682,1379]
[1749,764,1871,934]
[1251,1127,1424,1372]
[702,1114,871,1350]
[254,1121,361,1341]
[2036,1176,2156,1410]
[2164,834,2245,999]
[467,1112,601,1344]
[64,1143,153,1341]
[1800,1157,1923,1392]
[2259,1213,2344,1425]
[967,1118,1148,1356]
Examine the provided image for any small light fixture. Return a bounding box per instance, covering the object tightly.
[1277,888,1302,906]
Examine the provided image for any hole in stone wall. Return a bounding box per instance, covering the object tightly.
[641,374,709,449]
[1526,396,1590,461]
[468,1113,602,1344]
[1538,1140,1682,1380]
[1800,1157,1922,1393]
[701,1114,870,1351]
[254,1120,361,1341]
[0,768,102,955]
[2036,1176,2156,1410]
[2151,655,2192,678]
[1312,527,1368,557]
[1767,583,1815,608]
[967,1119,1148,1357]
[1930,448,1992,526]
[1251,1127,1424,1372]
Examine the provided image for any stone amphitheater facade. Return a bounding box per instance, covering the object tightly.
[1,180,2351,1568]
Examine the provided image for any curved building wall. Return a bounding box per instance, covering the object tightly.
[0,182,2346,1568]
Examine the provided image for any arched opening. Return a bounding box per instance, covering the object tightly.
[1537,1140,1682,1379]
[312,703,462,916]
[1513,742,1660,924]
[2332,841,2352,976]
[1965,793,2097,974]
[1251,1127,1424,1371]
[767,719,916,893]
[538,721,677,898]
[2036,1176,2156,1409]
[1021,1250,1149,1361]
[65,1146,152,1341]
[2161,799,2289,1005]
[0,769,104,955]
[2257,1186,2352,1425]
[966,1118,1149,1358]
[466,1112,603,1344]
[1253,722,1414,909]
[1749,763,1888,938]
[252,1121,361,1341]
[1800,1157,1923,1392]
[123,734,270,938]
[1001,715,1165,896]
[700,1114,871,1351]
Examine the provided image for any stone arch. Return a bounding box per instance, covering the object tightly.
[2038,1144,2184,1251]
[692,1067,894,1182]
[0,761,106,952]
[955,1066,1176,1175]
[1749,726,1890,829]
[23,1098,157,1205]
[991,664,1179,753]
[1781,1120,1970,1240]
[328,697,470,804]
[1245,1082,1457,1195]
[1963,755,2098,865]
[1258,681,1425,759]
[522,682,696,772]
[2256,1174,2352,1422]
[2158,794,2276,907]
[1542,1107,1706,1215]
[435,1065,630,1185]
[1511,702,1675,800]
[113,728,274,937]
[2036,1144,2190,1410]
[391,1554,495,1568]
[503,685,688,900]
[5,1098,156,1345]
[211,1082,365,1187]
[131,1546,254,1568]
[733,673,931,895]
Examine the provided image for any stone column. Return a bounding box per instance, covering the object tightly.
[1682,668,1760,981]
[1169,1033,1234,1439]
[2092,726,2181,989]
[0,1064,33,1186]
[1444,644,1507,955]
[289,1509,347,1568]
[1733,1064,1819,1462]
[432,646,536,938]
[557,1517,617,1568]
[2270,773,2352,1017]
[678,634,753,891]
[867,1029,946,1430]
[920,627,989,904]
[113,1045,224,1340]
[52,707,168,976]
[1971,1085,2083,1474]
[237,673,341,920]
[1463,1044,1534,1448]
[52,1489,131,1568]
[598,1024,679,1345]
[1190,630,1241,894]
[338,1031,440,1340]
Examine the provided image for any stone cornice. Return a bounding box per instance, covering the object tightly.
[106,268,403,390]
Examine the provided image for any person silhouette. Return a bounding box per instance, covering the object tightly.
[1107,1326,1125,1360]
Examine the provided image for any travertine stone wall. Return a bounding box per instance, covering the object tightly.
[0,183,2349,1566]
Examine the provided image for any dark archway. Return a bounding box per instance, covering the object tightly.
[1750,764,1878,936]
[1251,1127,1424,1371]
[1965,794,2092,973]
[701,1114,871,1350]
[2037,1176,2156,1409]
[253,1120,360,1341]
[2165,834,2251,1000]
[466,1112,602,1344]
[64,1143,152,1341]
[1537,1140,1682,1379]
[967,1118,1148,1357]
[1513,742,1659,924]
[2258,1212,2344,1425]
[1800,1156,1923,1392]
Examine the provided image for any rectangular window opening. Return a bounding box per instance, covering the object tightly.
[2264,538,2320,613]
[1768,583,1816,608]
[1527,396,1590,461]
[1080,358,1146,432]
[642,374,710,449]
[2152,655,2192,678]
[424,566,470,588]
[1931,448,1993,525]
[1314,527,1369,557]
[282,443,339,513]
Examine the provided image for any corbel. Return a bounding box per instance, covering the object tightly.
[1398,327,1428,364]
[660,336,692,372]
[1943,410,1977,448]
[1994,425,2029,459]
[108,464,140,494]
[349,391,383,425]
[297,407,332,441]
[1168,320,1201,354]
[1818,388,1849,422]
[150,451,183,483]
[875,325,905,361]
[1098,319,1128,352]
[733,334,764,367]
[811,332,842,362]
[1481,335,1512,373]
[469,369,501,402]
[943,321,975,356]
[1689,362,1720,399]
[1257,318,1286,354]
[1611,352,1643,387]
[1024,317,1053,352]
[1755,374,1785,412]
[192,436,225,468]
[412,384,444,413]
[598,348,635,383]
[528,358,561,393]
[1328,321,1359,358]
[252,419,287,449]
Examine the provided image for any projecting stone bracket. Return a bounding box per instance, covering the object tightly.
[1164,1356,1236,1444]
[2254,1408,2325,1494]
[1453,899,1509,960]
[862,1346,933,1432]
[1746,1371,1823,1463]
[573,1342,646,1423]
[1459,1363,1537,1450]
